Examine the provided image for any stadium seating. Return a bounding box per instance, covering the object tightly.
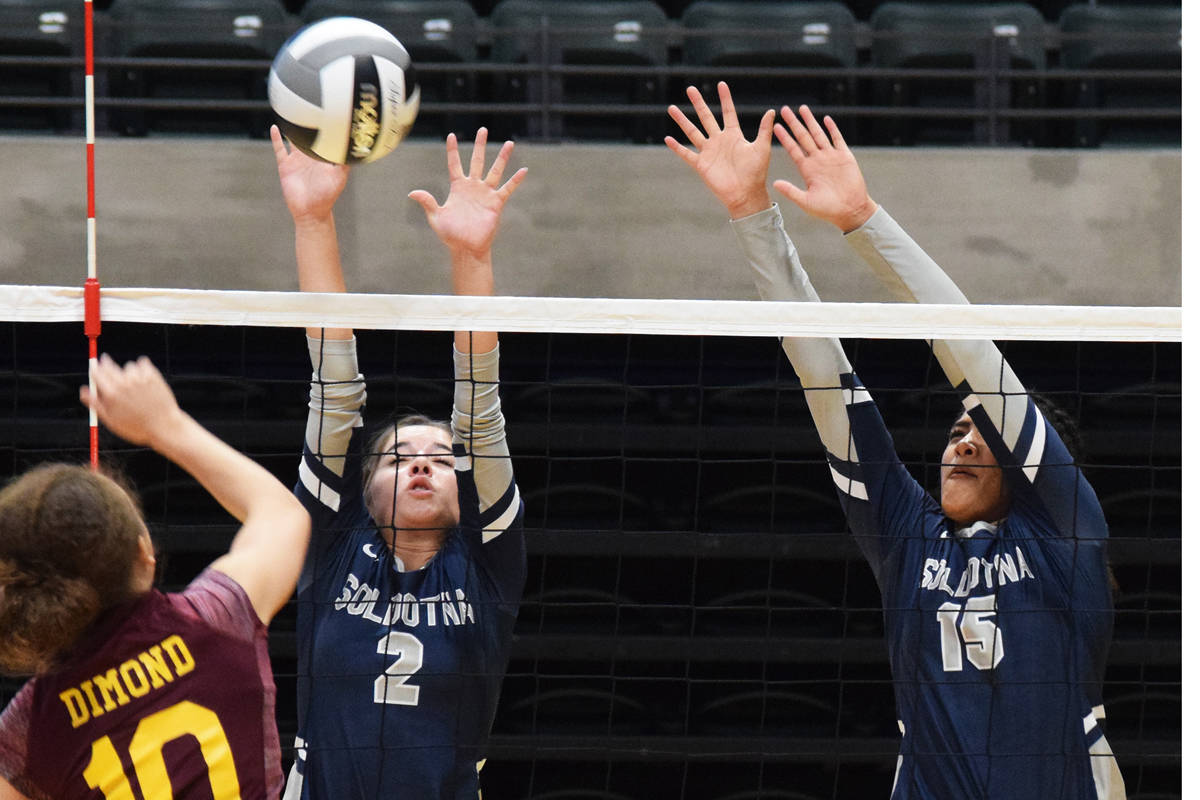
[299,0,480,137]
[680,1,858,133]
[1058,3,1181,146]
[0,0,79,131]
[105,0,289,135]
[869,1,1047,145]
[0,319,1182,798]
[488,0,669,141]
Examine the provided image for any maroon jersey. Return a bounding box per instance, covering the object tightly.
[0,569,281,800]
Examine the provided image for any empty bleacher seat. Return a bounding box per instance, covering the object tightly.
[680,1,858,132]
[691,687,839,736]
[523,482,655,531]
[489,0,669,141]
[299,0,480,137]
[106,0,289,135]
[869,1,1047,145]
[1058,3,1180,147]
[0,0,79,131]
[500,685,654,735]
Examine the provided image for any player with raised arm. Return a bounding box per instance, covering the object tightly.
[0,354,310,800]
[271,125,527,800]
[667,82,1125,799]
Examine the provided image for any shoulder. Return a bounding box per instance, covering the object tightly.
[171,569,264,640]
[0,680,34,791]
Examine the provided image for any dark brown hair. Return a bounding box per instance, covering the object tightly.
[0,463,146,675]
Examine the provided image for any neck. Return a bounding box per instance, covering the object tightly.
[382,527,446,571]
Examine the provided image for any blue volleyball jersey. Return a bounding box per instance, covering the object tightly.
[730,204,1124,800]
[835,376,1117,799]
[287,339,525,800]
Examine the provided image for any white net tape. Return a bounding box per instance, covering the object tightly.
[2,284,1181,342]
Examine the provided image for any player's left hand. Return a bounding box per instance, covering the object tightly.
[772,105,877,233]
[80,354,185,449]
[409,127,528,262]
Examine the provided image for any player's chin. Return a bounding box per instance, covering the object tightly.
[397,504,459,532]
[939,487,974,524]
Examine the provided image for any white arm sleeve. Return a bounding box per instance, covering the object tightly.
[452,344,516,513]
[305,335,365,477]
[844,206,1029,453]
[731,205,857,463]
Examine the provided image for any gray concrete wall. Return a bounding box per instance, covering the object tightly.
[0,136,1180,307]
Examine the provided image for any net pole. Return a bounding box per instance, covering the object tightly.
[83,0,100,469]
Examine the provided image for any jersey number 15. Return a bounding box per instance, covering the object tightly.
[936,594,1005,672]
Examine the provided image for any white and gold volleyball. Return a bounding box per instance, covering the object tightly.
[269,16,420,165]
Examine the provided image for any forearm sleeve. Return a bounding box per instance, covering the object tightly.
[731,205,856,462]
[305,335,365,477]
[844,206,1029,452]
[452,344,515,511]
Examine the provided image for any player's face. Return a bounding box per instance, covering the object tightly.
[366,425,460,534]
[939,412,1010,529]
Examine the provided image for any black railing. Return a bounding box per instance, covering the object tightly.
[0,15,1181,147]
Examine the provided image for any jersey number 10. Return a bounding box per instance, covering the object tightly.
[936,594,1005,672]
[82,700,241,799]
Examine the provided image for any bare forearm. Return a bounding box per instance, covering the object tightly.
[295,214,352,341]
[451,249,498,353]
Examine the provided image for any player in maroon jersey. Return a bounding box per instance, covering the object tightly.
[0,353,310,800]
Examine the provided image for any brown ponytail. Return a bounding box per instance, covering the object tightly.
[0,464,146,675]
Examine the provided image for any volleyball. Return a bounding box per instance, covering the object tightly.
[268,16,420,165]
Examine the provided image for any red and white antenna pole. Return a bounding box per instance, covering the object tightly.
[83,0,100,469]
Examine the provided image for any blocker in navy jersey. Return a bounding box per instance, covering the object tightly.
[287,339,525,800]
[731,202,1124,800]
[838,380,1116,799]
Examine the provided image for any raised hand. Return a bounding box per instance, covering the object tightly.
[408,127,527,264]
[772,105,877,233]
[271,124,350,225]
[665,81,774,219]
[80,354,184,449]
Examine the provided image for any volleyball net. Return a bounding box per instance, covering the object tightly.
[0,286,1181,799]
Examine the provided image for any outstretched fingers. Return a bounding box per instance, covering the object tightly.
[773,121,806,169]
[408,188,439,216]
[496,166,529,202]
[797,104,832,150]
[468,127,489,179]
[663,133,699,168]
[772,178,807,209]
[752,106,776,148]
[687,84,721,137]
[445,132,464,181]
[666,102,705,150]
[269,125,289,163]
[823,113,847,150]
[716,80,739,130]
[779,105,818,156]
[485,139,515,188]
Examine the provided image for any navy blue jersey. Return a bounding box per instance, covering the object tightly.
[835,376,1115,799]
[287,339,525,800]
[730,204,1124,800]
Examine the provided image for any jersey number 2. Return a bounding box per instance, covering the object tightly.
[82,700,241,799]
[374,632,424,706]
[936,594,1005,672]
